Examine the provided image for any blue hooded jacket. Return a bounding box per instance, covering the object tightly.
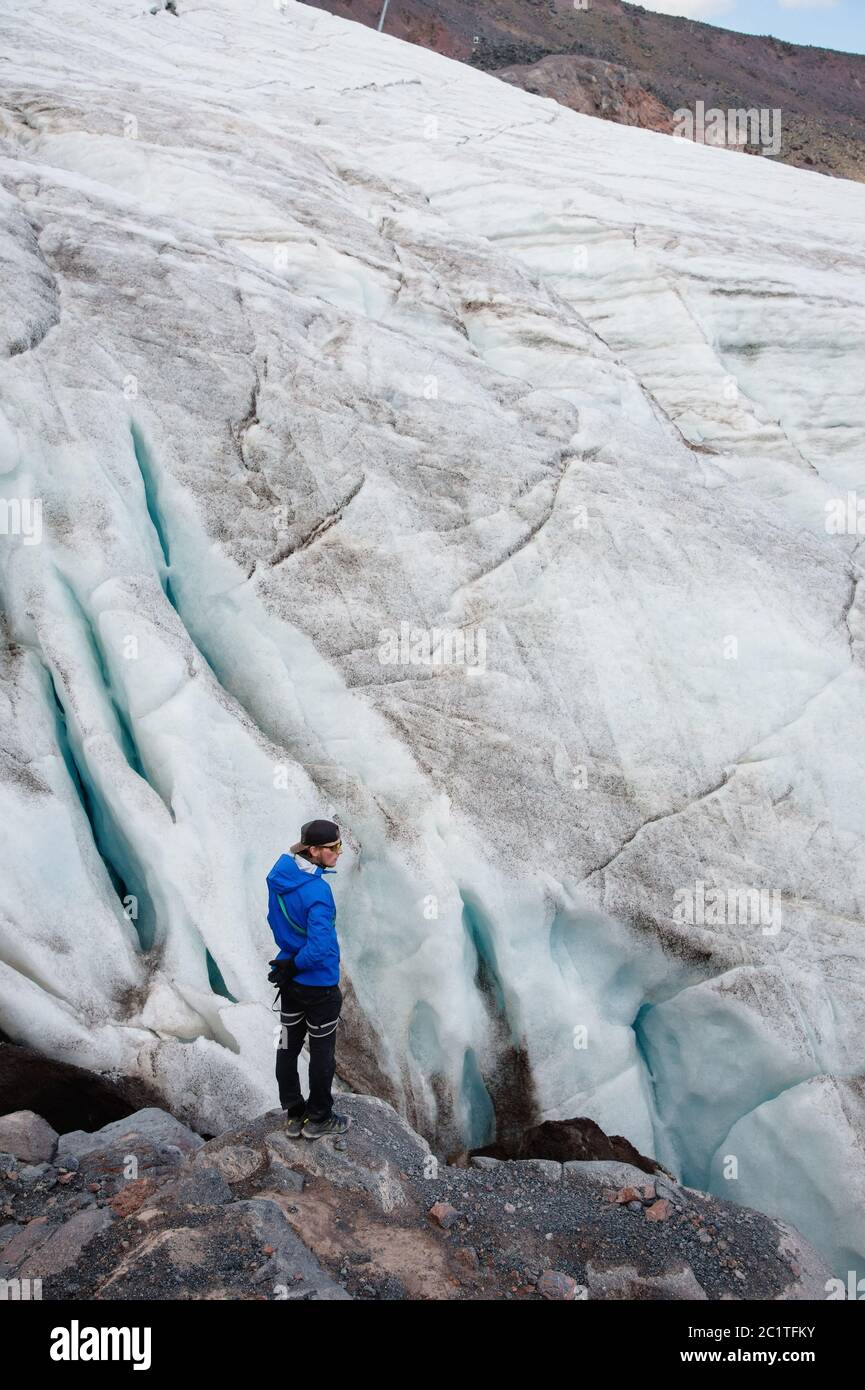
[266,853,340,986]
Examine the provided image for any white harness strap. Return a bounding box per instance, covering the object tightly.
[306,1017,340,1037]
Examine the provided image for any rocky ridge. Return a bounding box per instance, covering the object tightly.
[0,1099,832,1300]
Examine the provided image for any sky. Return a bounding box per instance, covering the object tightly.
[631,0,865,56]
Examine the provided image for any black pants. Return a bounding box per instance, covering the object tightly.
[276,980,342,1121]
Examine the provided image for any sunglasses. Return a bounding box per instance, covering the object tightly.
[322,840,342,852]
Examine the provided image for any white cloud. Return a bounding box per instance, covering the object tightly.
[628,0,735,17]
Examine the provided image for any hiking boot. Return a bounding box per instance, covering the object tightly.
[301,1112,351,1141]
[284,1111,308,1138]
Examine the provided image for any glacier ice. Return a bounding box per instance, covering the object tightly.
[0,0,863,1277]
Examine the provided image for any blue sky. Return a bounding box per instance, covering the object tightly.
[632,0,865,56]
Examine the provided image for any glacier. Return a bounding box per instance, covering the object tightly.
[0,0,863,1278]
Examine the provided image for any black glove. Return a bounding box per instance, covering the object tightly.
[267,957,298,986]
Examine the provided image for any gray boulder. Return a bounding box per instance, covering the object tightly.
[195,1144,265,1185]
[18,1163,56,1186]
[18,1207,113,1279]
[0,1111,58,1165]
[144,1166,233,1212]
[238,1197,352,1299]
[57,1107,203,1164]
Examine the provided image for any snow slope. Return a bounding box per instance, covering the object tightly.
[0,0,863,1275]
